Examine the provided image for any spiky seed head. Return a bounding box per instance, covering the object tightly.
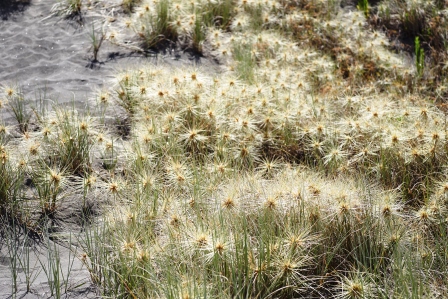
[339,202,350,215]
[416,207,431,222]
[411,148,420,158]
[421,251,431,260]
[79,121,88,131]
[97,133,104,143]
[99,92,109,104]
[288,235,304,249]
[168,213,180,227]
[420,108,428,118]
[215,242,225,255]
[391,134,399,144]
[432,132,440,141]
[84,175,97,189]
[388,234,400,247]
[196,234,208,247]
[213,162,227,174]
[108,31,116,40]
[347,283,363,298]
[441,182,448,194]
[137,250,149,262]
[222,197,235,209]
[265,197,277,210]
[382,204,391,217]
[29,143,40,156]
[207,109,215,119]
[0,152,7,164]
[109,182,119,194]
[308,185,320,196]
[126,212,135,224]
[18,159,26,168]
[42,127,51,136]
[141,175,155,189]
[5,88,14,97]
[49,170,62,185]
[121,240,136,253]
[144,133,156,144]
[177,173,185,182]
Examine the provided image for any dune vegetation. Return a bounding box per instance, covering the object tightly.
[2,0,448,298]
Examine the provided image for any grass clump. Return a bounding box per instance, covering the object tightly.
[232,41,256,82]
[134,0,177,49]
[122,0,141,13]
[4,85,33,134]
[50,0,82,19]
[199,0,235,29]
[88,24,106,63]
[192,13,206,53]
[0,145,26,221]
[357,0,369,17]
[43,110,94,176]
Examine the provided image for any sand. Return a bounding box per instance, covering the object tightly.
[0,0,219,297]
[0,0,218,109]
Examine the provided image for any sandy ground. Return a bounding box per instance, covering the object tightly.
[0,237,96,299]
[0,0,219,115]
[0,0,218,297]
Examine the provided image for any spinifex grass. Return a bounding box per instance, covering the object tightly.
[4,0,448,297]
[31,164,67,216]
[89,23,106,63]
[0,146,26,220]
[192,14,206,54]
[50,0,82,19]
[198,0,234,29]
[232,41,256,83]
[7,89,32,134]
[137,0,177,49]
[85,166,416,298]
[122,0,141,13]
[46,110,93,176]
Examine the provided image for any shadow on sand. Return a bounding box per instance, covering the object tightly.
[0,0,31,20]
